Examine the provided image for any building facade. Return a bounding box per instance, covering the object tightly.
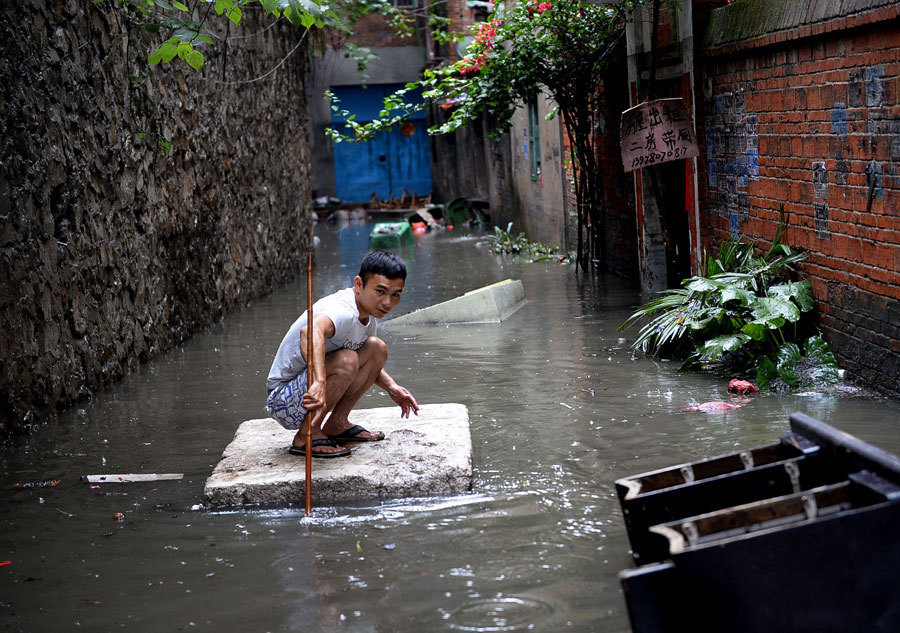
[308,7,434,203]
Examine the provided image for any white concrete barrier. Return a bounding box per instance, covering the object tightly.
[204,403,472,506]
[386,279,525,326]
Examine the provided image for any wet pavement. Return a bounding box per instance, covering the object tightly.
[2,219,899,632]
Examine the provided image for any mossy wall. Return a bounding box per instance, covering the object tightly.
[0,2,313,437]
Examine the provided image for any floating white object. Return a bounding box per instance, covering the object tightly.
[81,473,184,483]
[386,279,525,326]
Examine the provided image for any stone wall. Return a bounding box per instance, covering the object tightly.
[0,1,313,437]
[698,0,900,397]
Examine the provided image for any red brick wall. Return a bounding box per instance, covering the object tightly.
[446,0,481,61]
[697,8,900,396]
[349,10,422,48]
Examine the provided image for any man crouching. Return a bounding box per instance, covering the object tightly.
[266,250,419,457]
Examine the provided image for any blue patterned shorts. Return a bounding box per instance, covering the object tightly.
[266,369,308,430]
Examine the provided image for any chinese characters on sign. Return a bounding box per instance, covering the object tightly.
[620,98,699,172]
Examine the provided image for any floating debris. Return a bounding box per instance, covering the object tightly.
[14,479,61,489]
[81,473,184,483]
[682,401,745,413]
[113,512,125,522]
[728,379,759,395]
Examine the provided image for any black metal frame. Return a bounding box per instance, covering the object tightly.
[615,413,900,633]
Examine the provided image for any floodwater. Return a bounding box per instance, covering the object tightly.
[2,219,899,632]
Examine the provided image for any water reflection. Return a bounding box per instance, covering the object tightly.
[1,221,898,632]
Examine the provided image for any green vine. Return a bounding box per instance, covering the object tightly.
[95,0,410,72]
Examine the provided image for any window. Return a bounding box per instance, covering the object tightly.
[392,0,417,7]
[527,97,542,182]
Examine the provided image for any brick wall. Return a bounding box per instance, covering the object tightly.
[349,11,421,48]
[698,1,900,396]
[446,0,482,61]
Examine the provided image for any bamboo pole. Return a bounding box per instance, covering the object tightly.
[305,253,314,515]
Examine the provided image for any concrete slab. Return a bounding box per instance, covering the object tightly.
[204,403,471,507]
[386,279,525,326]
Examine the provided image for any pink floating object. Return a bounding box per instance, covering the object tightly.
[728,379,759,394]
[683,401,743,413]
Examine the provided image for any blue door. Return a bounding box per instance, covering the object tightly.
[331,84,433,203]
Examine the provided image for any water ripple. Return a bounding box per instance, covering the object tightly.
[446,595,557,632]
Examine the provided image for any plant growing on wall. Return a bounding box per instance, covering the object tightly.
[100,0,409,72]
[618,221,840,391]
[325,0,645,272]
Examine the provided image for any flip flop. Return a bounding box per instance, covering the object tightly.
[329,424,385,442]
[288,438,351,458]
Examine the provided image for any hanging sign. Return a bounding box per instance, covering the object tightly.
[620,98,699,172]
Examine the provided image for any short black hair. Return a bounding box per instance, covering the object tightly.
[358,250,407,284]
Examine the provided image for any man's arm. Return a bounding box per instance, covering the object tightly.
[375,369,419,418]
[300,314,335,425]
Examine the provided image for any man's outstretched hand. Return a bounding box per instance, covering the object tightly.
[389,385,419,418]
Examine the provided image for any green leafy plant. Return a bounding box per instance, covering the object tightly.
[98,0,409,72]
[489,223,568,263]
[618,220,839,391]
[757,335,839,392]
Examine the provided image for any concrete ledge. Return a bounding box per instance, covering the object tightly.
[204,403,472,507]
[704,0,897,52]
[386,279,525,326]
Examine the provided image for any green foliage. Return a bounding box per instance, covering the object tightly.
[141,0,339,70]
[489,223,568,263]
[99,0,407,72]
[325,88,425,142]
[428,14,456,46]
[343,44,378,82]
[757,336,839,391]
[326,1,637,142]
[618,224,839,391]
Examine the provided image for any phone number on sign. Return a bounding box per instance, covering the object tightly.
[631,147,689,168]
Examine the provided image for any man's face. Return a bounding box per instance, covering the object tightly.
[353,274,405,320]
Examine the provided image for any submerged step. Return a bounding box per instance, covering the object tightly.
[386,279,525,325]
[204,403,472,506]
